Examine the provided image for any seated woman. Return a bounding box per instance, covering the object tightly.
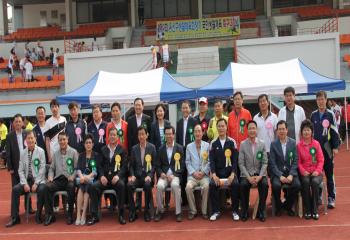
[75,134,101,225]
[297,119,324,220]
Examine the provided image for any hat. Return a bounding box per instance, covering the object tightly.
[199,97,208,104]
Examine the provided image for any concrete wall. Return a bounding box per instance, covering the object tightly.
[64,47,153,93]
[237,33,340,79]
[104,27,132,49]
[297,16,350,34]
[22,2,77,28]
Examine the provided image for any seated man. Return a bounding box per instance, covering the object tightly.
[269,120,301,216]
[209,118,240,222]
[185,124,210,220]
[6,131,47,227]
[44,131,79,226]
[127,126,157,222]
[239,120,268,222]
[87,127,127,225]
[154,126,184,222]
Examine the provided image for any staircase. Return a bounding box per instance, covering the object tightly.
[257,17,274,38]
[130,27,146,48]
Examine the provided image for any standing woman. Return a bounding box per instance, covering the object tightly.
[297,120,324,220]
[150,103,171,151]
[75,134,101,225]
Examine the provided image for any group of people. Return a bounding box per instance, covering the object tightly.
[4,86,340,228]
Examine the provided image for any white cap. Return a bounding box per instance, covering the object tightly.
[199,97,208,104]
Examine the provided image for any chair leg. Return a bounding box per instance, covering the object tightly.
[252,196,259,220]
[271,196,276,217]
[26,193,30,223]
[322,183,328,215]
[149,194,155,219]
[297,192,303,218]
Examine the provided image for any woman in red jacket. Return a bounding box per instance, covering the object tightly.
[297,119,324,220]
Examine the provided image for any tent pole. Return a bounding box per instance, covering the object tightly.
[269,95,272,112]
[344,91,349,151]
[123,104,126,120]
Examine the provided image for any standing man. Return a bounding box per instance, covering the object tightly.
[44,132,78,226]
[278,86,306,143]
[44,99,66,163]
[269,120,301,216]
[65,102,86,154]
[87,127,127,225]
[194,97,211,142]
[253,94,278,156]
[311,91,339,209]
[155,126,184,222]
[127,126,157,222]
[209,118,240,222]
[207,99,228,142]
[33,106,48,162]
[127,98,151,154]
[87,104,107,154]
[228,92,252,150]
[5,131,47,227]
[239,120,269,222]
[185,124,210,220]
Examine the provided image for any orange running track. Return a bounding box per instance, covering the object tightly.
[0,145,350,240]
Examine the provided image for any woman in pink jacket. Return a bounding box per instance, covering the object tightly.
[297,119,324,220]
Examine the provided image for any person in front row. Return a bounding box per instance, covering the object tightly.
[75,134,101,225]
[155,126,184,222]
[6,131,47,227]
[185,124,210,220]
[128,126,157,222]
[297,119,324,220]
[239,120,268,222]
[44,131,79,226]
[87,127,127,225]
[269,120,301,217]
[209,118,240,222]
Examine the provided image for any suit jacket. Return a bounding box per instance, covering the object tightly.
[127,114,151,153]
[87,120,107,154]
[269,137,298,178]
[150,120,171,150]
[33,124,48,163]
[185,140,210,176]
[194,114,211,142]
[100,144,127,181]
[209,137,238,178]
[65,119,86,153]
[156,142,184,179]
[238,138,268,178]
[77,151,102,179]
[176,116,196,147]
[129,142,156,180]
[6,130,26,174]
[18,145,46,185]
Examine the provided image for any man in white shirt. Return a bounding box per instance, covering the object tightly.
[278,86,306,143]
[24,59,33,82]
[52,48,59,76]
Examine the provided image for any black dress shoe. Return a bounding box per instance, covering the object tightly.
[144,211,151,222]
[176,214,182,222]
[66,215,74,225]
[312,213,319,220]
[119,215,126,225]
[129,211,137,222]
[241,212,248,222]
[87,216,99,226]
[35,212,42,224]
[44,215,56,226]
[258,213,266,222]
[5,217,20,228]
[154,212,162,222]
[287,209,295,217]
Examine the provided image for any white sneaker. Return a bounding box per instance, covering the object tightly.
[53,207,60,213]
[232,211,240,221]
[209,212,220,221]
[75,219,81,226]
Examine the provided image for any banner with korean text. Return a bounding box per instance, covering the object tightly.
[156,16,240,41]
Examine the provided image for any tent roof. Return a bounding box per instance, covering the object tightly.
[197,58,346,98]
[57,68,196,105]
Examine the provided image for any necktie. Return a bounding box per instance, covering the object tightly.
[28,150,33,180]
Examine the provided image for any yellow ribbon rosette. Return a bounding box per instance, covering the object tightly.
[145,154,152,172]
[114,154,121,172]
[224,149,232,167]
[174,152,181,171]
[202,151,208,163]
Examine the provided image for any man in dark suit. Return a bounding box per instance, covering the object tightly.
[87,127,127,225]
[33,106,48,163]
[6,114,26,187]
[176,100,196,205]
[65,102,86,154]
[269,120,301,216]
[127,98,151,154]
[155,126,184,222]
[87,104,107,154]
[127,126,156,222]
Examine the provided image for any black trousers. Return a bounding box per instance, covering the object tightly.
[240,177,268,215]
[127,178,153,212]
[88,179,125,218]
[45,176,75,216]
[209,177,240,214]
[271,176,301,211]
[323,156,336,200]
[10,183,47,218]
[300,175,322,214]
